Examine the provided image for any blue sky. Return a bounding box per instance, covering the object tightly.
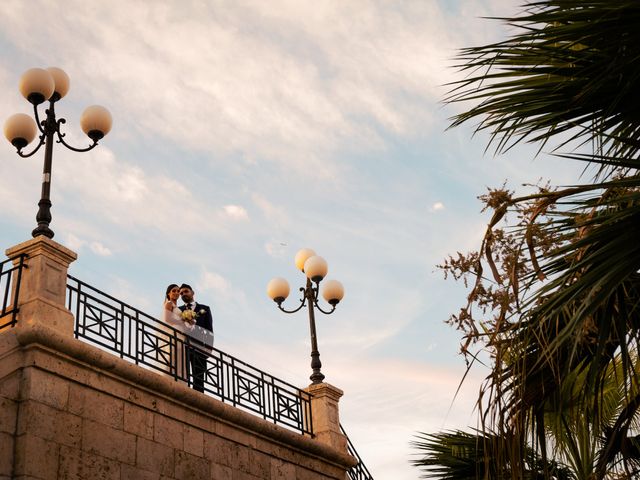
[0,1,587,478]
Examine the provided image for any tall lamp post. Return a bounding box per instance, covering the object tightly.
[267,248,344,384]
[3,67,112,239]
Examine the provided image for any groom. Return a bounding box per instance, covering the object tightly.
[179,284,214,393]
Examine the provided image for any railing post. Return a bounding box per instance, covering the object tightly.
[304,382,349,454]
[5,237,77,335]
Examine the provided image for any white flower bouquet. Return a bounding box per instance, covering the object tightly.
[181,309,198,326]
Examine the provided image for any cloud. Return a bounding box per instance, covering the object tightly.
[0,0,459,178]
[89,241,112,256]
[223,205,248,220]
[65,233,86,251]
[251,193,290,227]
[431,201,445,212]
[264,241,288,258]
[62,233,111,256]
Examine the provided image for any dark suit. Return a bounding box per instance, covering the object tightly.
[180,303,213,392]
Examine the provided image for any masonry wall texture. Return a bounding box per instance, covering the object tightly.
[0,324,356,480]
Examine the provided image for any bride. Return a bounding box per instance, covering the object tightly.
[161,283,193,383]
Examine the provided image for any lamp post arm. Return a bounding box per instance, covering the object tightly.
[33,102,45,135]
[16,134,45,158]
[55,119,99,152]
[276,287,307,314]
[313,300,336,315]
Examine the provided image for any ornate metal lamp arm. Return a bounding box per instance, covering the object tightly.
[277,287,307,314]
[55,119,99,152]
[313,292,337,315]
[15,134,45,158]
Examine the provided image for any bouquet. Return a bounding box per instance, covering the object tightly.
[181,309,198,327]
[181,308,206,329]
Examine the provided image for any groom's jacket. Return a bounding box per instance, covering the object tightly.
[180,303,213,332]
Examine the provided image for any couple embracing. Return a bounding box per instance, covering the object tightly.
[162,283,213,392]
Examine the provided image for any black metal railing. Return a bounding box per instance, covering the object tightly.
[66,274,312,435]
[342,424,375,480]
[0,254,27,332]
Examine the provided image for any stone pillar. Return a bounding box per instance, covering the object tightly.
[5,236,77,335]
[305,382,348,453]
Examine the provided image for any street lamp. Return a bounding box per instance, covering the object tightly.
[267,248,345,384]
[3,67,112,239]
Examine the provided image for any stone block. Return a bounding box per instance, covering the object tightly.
[203,434,250,470]
[174,451,210,480]
[17,400,81,448]
[247,449,271,479]
[69,386,123,429]
[0,397,17,435]
[0,432,13,476]
[270,459,296,480]
[58,445,121,480]
[216,422,256,447]
[121,464,161,480]
[184,425,204,457]
[0,370,20,399]
[254,438,296,464]
[24,368,69,410]
[295,465,328,480]
[13,433,59,480]
[136,437,175,476]
[229,444,251,473]
[82,419,135,465]
[210,462,232,480]
[154,414,184,449]
[124,402,154,439]
[203,433,230,465]
[228,472,258,480]
[67,383,85,415]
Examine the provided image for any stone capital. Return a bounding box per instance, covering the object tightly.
[5,237,77,335]
[6,236,77,266]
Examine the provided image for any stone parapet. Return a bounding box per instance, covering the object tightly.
[0,321,357,479]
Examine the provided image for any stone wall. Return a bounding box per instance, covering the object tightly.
[1,237,355,480]
[0,324,355,480]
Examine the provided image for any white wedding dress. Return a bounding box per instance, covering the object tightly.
[161,300,190,383]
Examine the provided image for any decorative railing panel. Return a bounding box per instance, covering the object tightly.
[0,254,26,332]
[342,424,375,480]
[66,274,313,435]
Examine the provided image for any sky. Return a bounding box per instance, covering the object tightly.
[0,1,587,478]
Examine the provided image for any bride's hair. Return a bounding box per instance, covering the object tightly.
[165,284,179,300]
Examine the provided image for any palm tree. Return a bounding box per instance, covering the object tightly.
[413,356,640,479]
[415,1,640,478]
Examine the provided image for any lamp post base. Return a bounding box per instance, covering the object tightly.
[310,370,325,384]
[32,198,54,239]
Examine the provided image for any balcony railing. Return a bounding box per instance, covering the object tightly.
[66,274,313,435]
[1,264,373,477]
[0,254,26,331]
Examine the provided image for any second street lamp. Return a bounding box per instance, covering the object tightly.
[3,67,112,239]
[267,248,345,384]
